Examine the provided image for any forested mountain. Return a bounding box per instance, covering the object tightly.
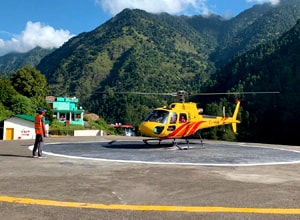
[0,47,53,76]
[1,1,300,144]
[210,0,300,65]
[34,1,300,128]
[207,19,300,145]
[37,9,213,103]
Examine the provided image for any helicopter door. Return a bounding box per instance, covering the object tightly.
[168,112,177,131]
[169,112,177,124]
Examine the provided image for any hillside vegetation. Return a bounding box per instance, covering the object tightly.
[206,19,300,145]
[1,0,300,144]
[0,47,53,76]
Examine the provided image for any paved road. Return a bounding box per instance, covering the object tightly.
[0,136,300,220]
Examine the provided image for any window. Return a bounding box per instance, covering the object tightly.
[170,112,177,124]
[179,113,187,123]
[143,110,170,124]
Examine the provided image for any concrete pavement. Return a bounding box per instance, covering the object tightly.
[0,136,300,220]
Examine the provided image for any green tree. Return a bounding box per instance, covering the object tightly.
[10,94,35,115]
[0,77,18,105]
[10,66,48,98]
[0,103,13,121]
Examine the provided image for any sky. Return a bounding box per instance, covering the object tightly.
[0,0,281,56]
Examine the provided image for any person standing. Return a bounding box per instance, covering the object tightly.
[33,108,47,158]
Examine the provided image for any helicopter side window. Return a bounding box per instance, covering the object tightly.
[179,113,187,123]
[143,110,169,124]
[170,112,177,124]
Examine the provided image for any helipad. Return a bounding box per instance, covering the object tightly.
[42,140,300,166]
[1,138,300,219]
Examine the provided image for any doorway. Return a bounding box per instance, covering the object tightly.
[5,128,14,140]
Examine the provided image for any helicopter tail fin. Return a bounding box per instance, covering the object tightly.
[231,100,241,133]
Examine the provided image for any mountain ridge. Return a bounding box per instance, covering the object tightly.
[36,1,300,100]
[0,1,300,145]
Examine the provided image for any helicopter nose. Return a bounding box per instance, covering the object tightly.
[139,122,150,135]
[139,122,165,136]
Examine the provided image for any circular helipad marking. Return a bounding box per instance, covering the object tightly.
[40,140,300,166]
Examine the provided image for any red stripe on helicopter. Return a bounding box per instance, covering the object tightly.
[167,121,204,138]
[172,124,190,137]
[186,121,204,136]
[166,124,187,137]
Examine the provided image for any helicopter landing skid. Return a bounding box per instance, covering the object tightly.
[142,138,190,150]
[173,139,190,150]
[142,139,174,148]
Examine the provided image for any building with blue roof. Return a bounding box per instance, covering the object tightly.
[46,96,85,126]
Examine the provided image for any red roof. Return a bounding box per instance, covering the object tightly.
[112,124,134,129]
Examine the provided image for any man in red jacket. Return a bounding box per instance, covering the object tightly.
[33,108,47,158]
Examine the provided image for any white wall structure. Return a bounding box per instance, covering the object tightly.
[3,116,49,140]
[74,130,103,136]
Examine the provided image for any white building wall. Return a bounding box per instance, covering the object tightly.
[3,117,49,140]
[74,130,103,136]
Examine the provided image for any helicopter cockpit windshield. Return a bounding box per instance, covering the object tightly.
[143,110,169,124]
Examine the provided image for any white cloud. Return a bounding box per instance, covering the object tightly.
[96,0,209,16]
[96,0,282,17]
[246,0,280,5]
[0,21,74,56]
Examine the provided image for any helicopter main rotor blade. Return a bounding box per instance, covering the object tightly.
[193,91,280,96]
[94,90,279,96]
[95,91,180,96]
[113,91,178,96]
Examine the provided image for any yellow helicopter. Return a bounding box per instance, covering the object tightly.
[137,90,279,149]
[104,90,279,149]
[137,91,240,149]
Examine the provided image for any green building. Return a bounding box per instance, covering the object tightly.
[46,96,84,126]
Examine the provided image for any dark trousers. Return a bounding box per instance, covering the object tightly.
[33,134,44,157]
